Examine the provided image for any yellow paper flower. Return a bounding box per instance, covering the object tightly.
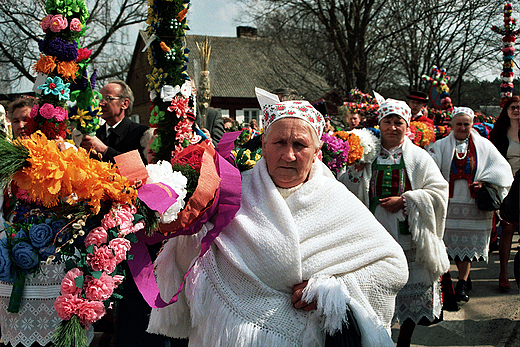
[146,9,158,26]
[33,54,57,75]
[411,121,436,147]
[13,132,136,213]
[146,67,168,92]
[147,48,154,66]
[70,109,93,128]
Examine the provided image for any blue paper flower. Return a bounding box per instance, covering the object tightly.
[15,230,28,240]
[0,238,13,283]
[37,76,71,101]
[29,223,54,249]
[51,220,68,235]
[12,242,39,270]
[39,245,58,262]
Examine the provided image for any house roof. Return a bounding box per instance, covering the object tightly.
[185,34,330,102]
[126,31,332,123]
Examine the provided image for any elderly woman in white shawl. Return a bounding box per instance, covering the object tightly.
[429,107,513,302]
[147,95,408,346]
[338,99,449,347]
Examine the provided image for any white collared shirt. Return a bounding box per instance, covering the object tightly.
[106,119,123,138]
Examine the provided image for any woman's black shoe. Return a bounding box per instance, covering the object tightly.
[466,275,472,291]
[455,280,470,302]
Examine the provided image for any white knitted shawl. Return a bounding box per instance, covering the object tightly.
[429,130,514,200]
[148,158,408,347]
[338,138,450,284]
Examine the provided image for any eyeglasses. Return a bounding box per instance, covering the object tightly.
[508,106,520,111]
[99,95,121,103]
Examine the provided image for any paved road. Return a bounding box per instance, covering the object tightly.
[91,237,520,347]
[391,235,520,347]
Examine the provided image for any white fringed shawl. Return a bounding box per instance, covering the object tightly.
[148,158,408,346]
[338,138,450,284]
[429,130,513,200]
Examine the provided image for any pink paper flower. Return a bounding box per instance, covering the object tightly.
[167,96,189,118]
[69,18,83,32]
[54,106,68,121]
[131,221,145,234]
[85,227,108,248]
[109,238,131,264]
[61,268,83,295]
[77,300,105,328]
[50,15,68,33]
[39,103,55,120]
[86,245,117,273]
[101,205,135,232]
[84,273,115,301]
[113,275,124,287]
[76,47,93,62]
[54,294,83,321]
[15,189,32,203]
[30,104,39,118]
[41,15,53,31]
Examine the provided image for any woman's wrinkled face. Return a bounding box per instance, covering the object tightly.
[452,114,473,141]
[379,114,408,149]
[11,106,31,138]
[507,101,520,121]
[262,118,320,188]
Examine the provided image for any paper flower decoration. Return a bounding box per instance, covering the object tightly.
[146,67,168,92]
[321,133,351,175]
[422,66,453,111]
[145,161,188,224]
[349,128,381,163]
[37,76,71,100]
[492,3,520,106]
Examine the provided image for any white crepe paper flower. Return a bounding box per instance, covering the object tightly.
[350,128,381,164]
[145,160,188,224]
[180,80,192,98]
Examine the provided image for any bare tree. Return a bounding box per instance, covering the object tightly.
[245,0,504,101]
[0,0,146,92]
[249,0,389,97]
[375,0,502,103]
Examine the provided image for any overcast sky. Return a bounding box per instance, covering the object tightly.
[187,0,247,37]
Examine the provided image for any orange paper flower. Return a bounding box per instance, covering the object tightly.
[159,41,171,52]
[57,60,79,82]
[177,7,188,21]
[13,132,136,213]
[33,54,57,75]
[334,131,363,165]
[410,121,436,147]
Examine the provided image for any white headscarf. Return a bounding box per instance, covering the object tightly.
[377,99,412,125]
[450,107,475,120]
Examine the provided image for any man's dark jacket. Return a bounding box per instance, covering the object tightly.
[96,117,148,164]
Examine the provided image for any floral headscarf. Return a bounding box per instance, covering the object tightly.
[262,101,325,138]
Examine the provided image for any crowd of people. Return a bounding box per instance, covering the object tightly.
[0,82,518,347]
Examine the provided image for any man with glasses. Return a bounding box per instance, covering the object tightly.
[80,80,149,164]
[80,81,159,347]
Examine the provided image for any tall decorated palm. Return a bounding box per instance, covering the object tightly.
[144,0,194,162]
[492,3,518,106]
[31,0,99,140]
[196,36,212,127]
